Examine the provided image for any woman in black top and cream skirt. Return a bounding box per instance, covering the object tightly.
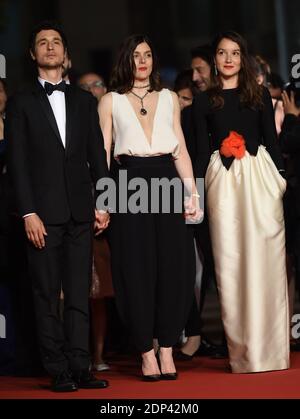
[192,31,289,373]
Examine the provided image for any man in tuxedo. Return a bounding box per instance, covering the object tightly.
[5,21,110,392]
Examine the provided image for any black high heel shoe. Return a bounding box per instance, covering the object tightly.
[141,357,161,382]
[157,350,178,380]
[160,372,178,381]
[142,374,161,382]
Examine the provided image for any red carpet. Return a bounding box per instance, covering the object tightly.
[1,352,300,399]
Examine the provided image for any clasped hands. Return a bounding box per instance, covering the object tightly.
[24,197,200,248]
[184,194,204,223]
[94,209,110,236]
[24,209,110,249]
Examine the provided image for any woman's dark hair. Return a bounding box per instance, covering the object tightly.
[250,56,267,80]
[266,72,284,90]
[0,77,7,93]
[29,20,68,54]
[208,31,264,109]
[0,78,7,116]
[190,44,214,68]
[110,34,162,94]
[174,69,197,96]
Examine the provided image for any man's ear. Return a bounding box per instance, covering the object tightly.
[30,49,36,61]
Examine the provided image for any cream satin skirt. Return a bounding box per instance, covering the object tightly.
[206,146,290,373]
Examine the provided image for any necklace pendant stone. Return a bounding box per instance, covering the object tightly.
[140,108,147,116]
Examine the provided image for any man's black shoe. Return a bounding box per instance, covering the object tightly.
[175,338,219,361]
[51,371,78,392]
[175,339,228,361]
[74,371,109,389]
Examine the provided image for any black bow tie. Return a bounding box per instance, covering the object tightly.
[44,80,66,96]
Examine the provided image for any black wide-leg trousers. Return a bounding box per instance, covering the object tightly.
[27,218,93,377]
[109,155,195,353]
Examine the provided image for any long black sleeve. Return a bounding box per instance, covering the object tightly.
[279,114,300,153]
[192,93,211,179]
[5,96,36,216]
[87,96,109,189]
[260,87,284,171]
[0,138,7,174]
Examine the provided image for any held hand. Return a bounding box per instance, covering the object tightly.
[184,195,204,223]
[0,117,4,139]
[94,210,110,235]
[24,214,47,249]
[282,91,300,117]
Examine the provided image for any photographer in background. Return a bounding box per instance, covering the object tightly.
[280,89,300,351]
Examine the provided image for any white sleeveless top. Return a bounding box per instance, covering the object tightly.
[111,88,180,158]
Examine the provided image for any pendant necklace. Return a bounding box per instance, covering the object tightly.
[130,90,150,116]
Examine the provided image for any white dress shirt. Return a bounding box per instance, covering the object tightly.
[38,77,66,148]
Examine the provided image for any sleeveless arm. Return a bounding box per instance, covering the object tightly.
[98,93,113,169]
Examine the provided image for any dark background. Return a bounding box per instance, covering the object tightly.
[0,0,300,95]
[1,0,300,376]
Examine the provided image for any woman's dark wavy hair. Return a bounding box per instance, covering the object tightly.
[0,77,7,93]
[208,31,264,109]
[174,69,198,97]
[110,34,162,94]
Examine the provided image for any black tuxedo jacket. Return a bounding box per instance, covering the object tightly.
[5,81,109,224]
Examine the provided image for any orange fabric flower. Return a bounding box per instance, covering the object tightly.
[220,131,246,159]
